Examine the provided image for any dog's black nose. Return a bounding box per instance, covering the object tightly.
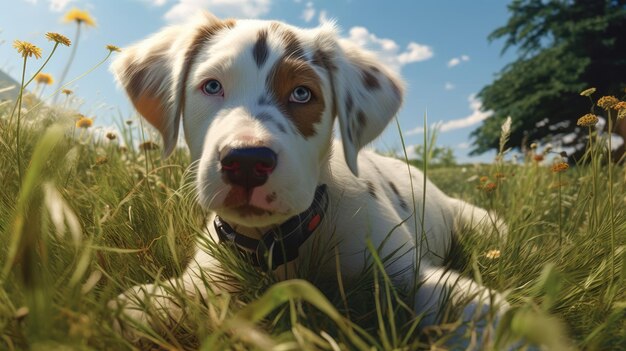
[220,147,277,189]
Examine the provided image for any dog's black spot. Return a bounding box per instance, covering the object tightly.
[366,180,377,199]
[389,181,409,211]
[253,29,269,68]
[258,95,271,105]
[361,68,380,90]
[257,112,288,133]
[346,92,354,115]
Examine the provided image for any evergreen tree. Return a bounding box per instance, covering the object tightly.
[471,0,626,159]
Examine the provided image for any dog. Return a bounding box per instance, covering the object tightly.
[110,12,508,348]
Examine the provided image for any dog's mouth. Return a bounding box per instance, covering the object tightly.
[231,204,273,217]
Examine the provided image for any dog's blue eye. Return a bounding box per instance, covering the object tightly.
[202,79,223,96]
[289,86,311,103]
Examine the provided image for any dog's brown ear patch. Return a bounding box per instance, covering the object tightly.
[111,13,234,157]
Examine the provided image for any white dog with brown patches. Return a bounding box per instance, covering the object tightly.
[110,12,508,348]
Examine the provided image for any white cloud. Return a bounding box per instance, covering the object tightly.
[447,54,469,68]
[148,0,168,6]
[406,94,492,135]
[347,26,433,72]
[49,0,72,11]
[457,142,470,149]
[444,82,455,91]
[24,0,73,11]
[165,0,271,22]
[301,2,315,22]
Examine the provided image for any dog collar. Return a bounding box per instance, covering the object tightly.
[214,184,329,270]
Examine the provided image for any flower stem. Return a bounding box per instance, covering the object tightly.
[22,50,114,116]
[606,109,615,301]
[9,43,60,124]
[53,23,81,104]
[15,56,28,184]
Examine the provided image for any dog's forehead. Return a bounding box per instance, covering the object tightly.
[198,20,322,71]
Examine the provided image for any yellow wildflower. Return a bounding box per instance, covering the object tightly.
[494,172,506,179]
[597,96,619,110]
[579,87,596,97]
[551,162,569,173]
[13,40,42,59]
[63,8,96,27]
[139,141,159,151]
[95,156,108,165]
[76,116,93,128]
[45,32,71,46]
[106,44,121,53]
[485,249,501,259]
[577,113,598,127]
[35,73,54,85]
[484,182,497,193]
[614,101,626,119]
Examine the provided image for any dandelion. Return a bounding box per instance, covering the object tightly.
[105,132,117,140]
[579,87,596,97]
[45,32,71,46]
[551,162,569,173]
[139,141,159,151]
[106,44,121,53]
[55,8,97,103]
[63,8,96,26]
[35,73,54,85]
[62,89,73,95]
[577,113,599,127]
[76,116,93,128]
[13,40,42,59]
[485,249,501,260]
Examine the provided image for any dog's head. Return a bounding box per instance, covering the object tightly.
[112,12,403,227]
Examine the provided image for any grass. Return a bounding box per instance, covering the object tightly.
[0,98,624,350]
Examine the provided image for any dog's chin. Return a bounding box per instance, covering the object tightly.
[215,206,294,228]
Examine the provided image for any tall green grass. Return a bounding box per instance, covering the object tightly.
[1,51,626,350]
[1,97,624,350]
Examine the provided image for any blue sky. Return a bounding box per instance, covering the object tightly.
[0,0,516,162]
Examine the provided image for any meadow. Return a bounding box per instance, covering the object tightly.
[1,29,625,351]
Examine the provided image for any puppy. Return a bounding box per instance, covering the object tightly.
[110,12,508,348]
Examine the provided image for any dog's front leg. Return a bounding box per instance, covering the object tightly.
[108,251,229,342]
[415,265,509,349]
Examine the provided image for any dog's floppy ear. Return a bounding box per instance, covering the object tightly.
[111,12,232,157]
[316,27,404,176]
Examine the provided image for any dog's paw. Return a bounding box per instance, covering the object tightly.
[108,290,154,343]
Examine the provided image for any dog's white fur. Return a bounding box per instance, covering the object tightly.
[110,12,508,347]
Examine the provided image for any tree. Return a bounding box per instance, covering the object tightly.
[471,0,626,160]
[409,144,457,168]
